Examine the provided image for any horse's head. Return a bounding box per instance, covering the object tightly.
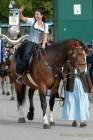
[67,40,87,72]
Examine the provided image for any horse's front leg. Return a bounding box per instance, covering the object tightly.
[49,78,61,126]
[27,88,35,121]
[39,92,50,129]
[49,94,55,126]
[15,83,26,123]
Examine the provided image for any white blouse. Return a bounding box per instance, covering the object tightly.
[26,18,49,34]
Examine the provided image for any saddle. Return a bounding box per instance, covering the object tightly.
[15,43,42,84]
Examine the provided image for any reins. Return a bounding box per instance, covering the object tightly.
[39,48,63,76]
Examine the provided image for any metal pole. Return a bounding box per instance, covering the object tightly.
[8,0,20,40]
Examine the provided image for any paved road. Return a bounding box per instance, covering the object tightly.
[0,90,93,140]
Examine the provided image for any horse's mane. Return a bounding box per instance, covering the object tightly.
[47,40,69,48]
[46,40,68,51]
[46,39,88,53]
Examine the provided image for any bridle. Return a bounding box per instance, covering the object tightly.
[68,41,87,69]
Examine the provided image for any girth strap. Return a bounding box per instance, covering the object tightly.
[26,73,37,87]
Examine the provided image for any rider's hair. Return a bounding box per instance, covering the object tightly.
[35,9,46,22]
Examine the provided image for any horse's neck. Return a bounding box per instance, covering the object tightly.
[45,46,67,68]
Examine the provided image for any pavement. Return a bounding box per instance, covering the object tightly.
[0,89,93,140]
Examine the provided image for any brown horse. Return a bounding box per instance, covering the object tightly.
[0,47,15,99]
[0,37,86,129]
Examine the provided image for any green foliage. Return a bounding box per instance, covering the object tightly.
[32,0,53,19]
[0,0,10,23]
[0,0,53,23]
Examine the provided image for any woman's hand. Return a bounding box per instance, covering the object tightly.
[90,87,93,93]
[19,6,28,22]
[42,44,45,49]
[20,6,25,13]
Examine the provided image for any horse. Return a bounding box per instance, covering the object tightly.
[0,34,29,98]
[0,34,88,129]
[0,46,16,99]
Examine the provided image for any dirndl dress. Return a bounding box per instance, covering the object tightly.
[61,77,89,121]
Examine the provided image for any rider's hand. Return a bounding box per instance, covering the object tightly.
[90,87,93,93]
[20,6,25,13]
[42,44,45,49]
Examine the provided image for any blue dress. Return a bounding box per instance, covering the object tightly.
[61,77,89,121]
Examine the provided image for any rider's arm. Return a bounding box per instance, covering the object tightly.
[42,24,49,48]
[20,6,29,22]
[20,6,35,26]
[42,33,48,48]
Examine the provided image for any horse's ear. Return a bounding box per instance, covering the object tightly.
[79,41,89,54]
[85,47,90,55]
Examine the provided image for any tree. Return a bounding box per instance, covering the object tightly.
[32,0,53,20]
[0,0,10,23]
[0,0,53,23]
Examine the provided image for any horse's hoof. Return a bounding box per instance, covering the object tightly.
[2,91,5,95]
[27,112,34,120]
[49,121,55,126]
[43,124,51,129]
[10,96,15,101]
[6,92,10,96]
[18,118,25,123]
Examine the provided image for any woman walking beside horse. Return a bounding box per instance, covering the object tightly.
[61,47,93,127]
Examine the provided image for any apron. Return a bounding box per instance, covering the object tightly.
[28,21,44,44]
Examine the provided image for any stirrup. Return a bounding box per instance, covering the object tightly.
[16,74,23,83]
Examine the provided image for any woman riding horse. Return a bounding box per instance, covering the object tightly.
[15,7,49,81]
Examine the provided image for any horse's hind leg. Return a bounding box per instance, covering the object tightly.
[1,77,6,95]
[15,83,26,123]
[27,88,35,120]
[10,83,15,100]
[5,76,11,96]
